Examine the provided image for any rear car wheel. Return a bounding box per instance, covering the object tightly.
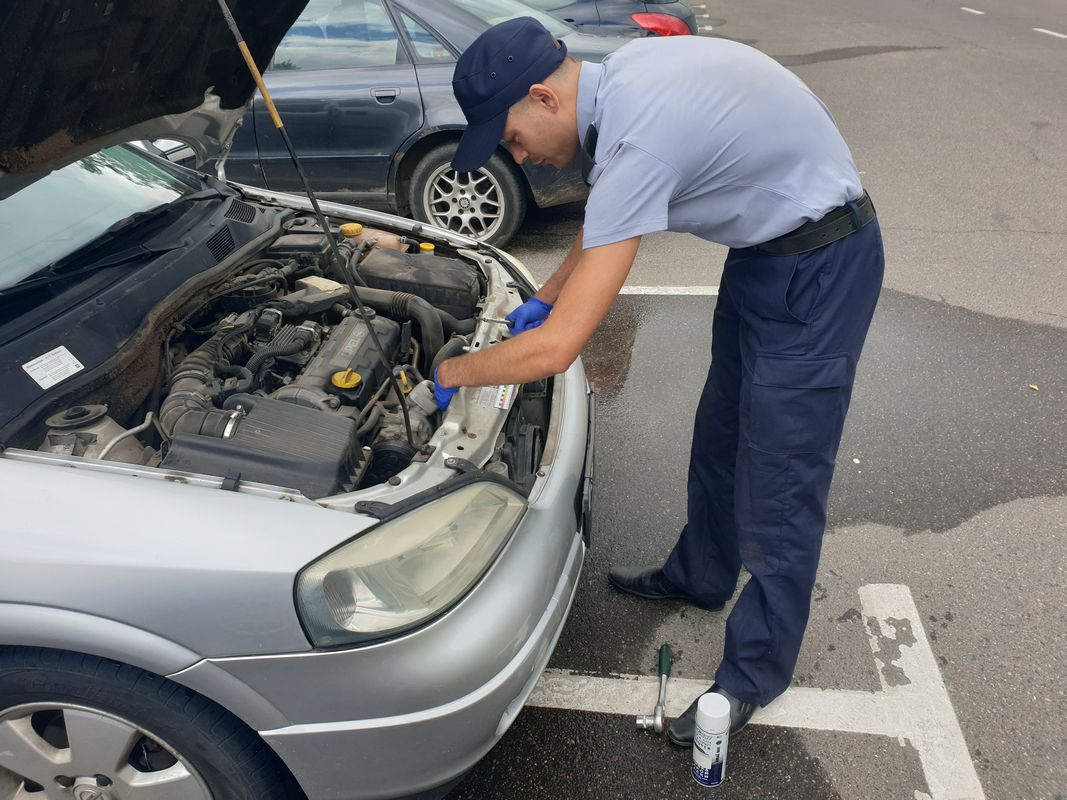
[408,143,527,247]
[0,648,295,800]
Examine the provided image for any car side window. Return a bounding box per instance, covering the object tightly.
[399,13,454,63]
[271,0,403,71]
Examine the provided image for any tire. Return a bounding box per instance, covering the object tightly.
[408,143,527,247]
[0,647,297,800]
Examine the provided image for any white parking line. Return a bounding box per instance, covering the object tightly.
[529,584,984,800]
[1033,27,1067,38]
[959,7,985,15]
[700,26,715,33]
[620,285,719,295]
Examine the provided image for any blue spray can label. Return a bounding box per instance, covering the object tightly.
[691,693,731,787]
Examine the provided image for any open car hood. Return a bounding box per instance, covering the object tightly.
[0,0,307,200]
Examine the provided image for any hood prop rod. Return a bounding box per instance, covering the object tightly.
[213,0,415,451]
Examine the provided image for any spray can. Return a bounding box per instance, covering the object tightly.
[691,693,731,788]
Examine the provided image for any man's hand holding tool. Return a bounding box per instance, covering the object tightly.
[505,296,553,333]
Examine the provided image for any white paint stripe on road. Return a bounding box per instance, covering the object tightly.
[529,584,984,800]
[700,26,715,32]
[620,285,719,295]
[1033,27,1067,38]
[860,584,985,800]
[959,7,985,15]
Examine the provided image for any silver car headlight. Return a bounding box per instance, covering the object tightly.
[296,482,527,646]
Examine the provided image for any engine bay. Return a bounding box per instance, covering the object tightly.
[28,208,550,499]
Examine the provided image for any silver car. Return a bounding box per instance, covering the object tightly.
[0,3,592,799]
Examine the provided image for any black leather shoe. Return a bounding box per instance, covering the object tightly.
[607,566,724,612]
[666,683,758,747]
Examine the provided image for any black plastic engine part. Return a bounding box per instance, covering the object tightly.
[364,440,417,486]
[500,383,546,491]
[358,249,480,320]
[161,393,363,498]
[257,322,321,368]
[263,232,331,267]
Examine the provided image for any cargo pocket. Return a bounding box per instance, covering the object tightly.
[748,354,851,454]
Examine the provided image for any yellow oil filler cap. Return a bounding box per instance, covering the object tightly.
[331,369,362,389]
[339,223,364,237]
[419,242,435,253]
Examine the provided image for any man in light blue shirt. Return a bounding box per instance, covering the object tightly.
[437,17,884,741]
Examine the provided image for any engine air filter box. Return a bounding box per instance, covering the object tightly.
[358,249,480,320]
[161,394,362,498]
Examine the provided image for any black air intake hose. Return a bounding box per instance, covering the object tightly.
[430,334,471,376]
[352,288,443,363]
[160,331,248,438]
[437,309,476,336]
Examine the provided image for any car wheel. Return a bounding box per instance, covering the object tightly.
[409,143,527,247]
[0,648,295,800]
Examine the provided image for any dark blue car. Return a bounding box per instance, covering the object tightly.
[223,0,633,246]
[526,0,697,36]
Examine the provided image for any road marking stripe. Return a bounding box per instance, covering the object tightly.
[620,285,719,295]
[700,26,715,32]
[529,584,984,800]
[959,7,985,14]
[1033,27,1067,38]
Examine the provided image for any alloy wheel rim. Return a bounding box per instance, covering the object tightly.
[422,164,504,240]
[0,703,214,800]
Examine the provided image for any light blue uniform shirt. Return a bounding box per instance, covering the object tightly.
[576,36,863,250]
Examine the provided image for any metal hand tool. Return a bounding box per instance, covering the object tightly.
[636,643,673,732]
[477,316,512,327]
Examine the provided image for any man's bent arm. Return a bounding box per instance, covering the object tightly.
[534,228,584,305]
[438,237,639,387]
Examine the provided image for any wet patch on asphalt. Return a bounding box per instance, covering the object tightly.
[449,708,927,800]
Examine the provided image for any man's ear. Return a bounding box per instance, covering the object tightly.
[528,83,560,113]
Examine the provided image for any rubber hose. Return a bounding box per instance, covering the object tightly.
[351,287,443,363]
[430,334,470,377]
[245,330,312,377]
[436,309,476,336]
[160,331,247,437]
[355,405,383,439]
[215,364,254,394]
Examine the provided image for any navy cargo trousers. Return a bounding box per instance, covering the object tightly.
[662,217,884,706]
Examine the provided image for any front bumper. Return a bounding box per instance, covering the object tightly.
[198,363,593,800]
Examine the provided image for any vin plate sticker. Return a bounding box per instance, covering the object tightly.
[22,346,85,390]
[476,384,516,412]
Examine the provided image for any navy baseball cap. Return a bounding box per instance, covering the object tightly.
[452,17,568,172]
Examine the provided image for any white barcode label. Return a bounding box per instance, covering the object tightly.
[22,346,85,390]
[475,384,516,411]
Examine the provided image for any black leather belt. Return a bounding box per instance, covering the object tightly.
[755,192,876,256]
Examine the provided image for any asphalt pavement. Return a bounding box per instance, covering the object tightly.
[448,1,1066,798]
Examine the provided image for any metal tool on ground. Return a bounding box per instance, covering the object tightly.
[636,643,673,732]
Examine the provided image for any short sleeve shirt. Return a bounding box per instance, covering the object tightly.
[577,37,864,250]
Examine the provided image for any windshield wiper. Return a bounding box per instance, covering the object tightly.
[0,242,182,299]
[0,182,225,299]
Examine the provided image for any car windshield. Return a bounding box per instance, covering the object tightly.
[0,146,196,291]
[450,0,573,37]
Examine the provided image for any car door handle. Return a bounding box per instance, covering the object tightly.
[372,87,400,104]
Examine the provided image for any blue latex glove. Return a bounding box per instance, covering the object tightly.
[505,296,553,334]
[433,366,458,411]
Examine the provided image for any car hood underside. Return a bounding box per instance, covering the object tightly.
[0,0,307,200]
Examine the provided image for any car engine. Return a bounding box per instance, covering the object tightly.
[34,213,548,498]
